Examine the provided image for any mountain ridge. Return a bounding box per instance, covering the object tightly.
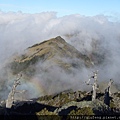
[9,36,93,75]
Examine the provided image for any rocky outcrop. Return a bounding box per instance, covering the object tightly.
[36,90,120,115]
[0,90,120,120]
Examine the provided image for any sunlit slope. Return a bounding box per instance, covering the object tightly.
[9,36,93,75]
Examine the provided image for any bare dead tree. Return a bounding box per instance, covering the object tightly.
[104,79,114,106]
[85,70,99,101]
[6,74,24,108]
[104,88,110,106]
[108,79,114,96]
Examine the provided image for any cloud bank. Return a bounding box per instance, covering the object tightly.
[0,11,120,99]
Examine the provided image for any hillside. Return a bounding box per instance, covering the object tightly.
[0,36,120,119]
[9,36,93,75]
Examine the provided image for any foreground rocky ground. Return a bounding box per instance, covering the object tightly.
[0,90,120,120]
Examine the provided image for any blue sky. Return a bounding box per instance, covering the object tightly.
[0,0,120,17]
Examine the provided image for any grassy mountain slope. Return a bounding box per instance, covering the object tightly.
[9,36,93,75]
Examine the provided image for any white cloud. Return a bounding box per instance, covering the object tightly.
[0,11,120,99]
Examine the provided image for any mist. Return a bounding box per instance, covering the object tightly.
[0,11,120,100]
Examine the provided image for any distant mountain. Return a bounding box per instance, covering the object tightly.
[8,36,93,76]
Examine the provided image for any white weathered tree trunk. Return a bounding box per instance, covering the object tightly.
[108,79,113,96]
[92,71,98,101]
[85,71,98,101]
[92,82,97,101]
[6,74,22,108]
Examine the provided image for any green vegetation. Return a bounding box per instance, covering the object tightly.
[110,101,115,108]
[36,108,57,115]
[36,108,61,120]
[115,92,120,98]
[38,91,86,107]
[69,107,94,115]
[10,55,42,75]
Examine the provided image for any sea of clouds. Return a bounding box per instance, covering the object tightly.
[0,11,120,99]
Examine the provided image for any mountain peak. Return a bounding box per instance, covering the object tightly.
[28,36,65,49]
[9,36,93,75]
[55,36,65,41]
